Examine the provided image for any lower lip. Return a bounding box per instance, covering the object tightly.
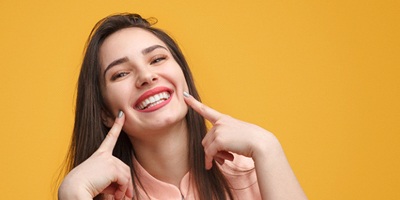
[135,93,173,113]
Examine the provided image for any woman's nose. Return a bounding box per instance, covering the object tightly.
[136,69,158,87]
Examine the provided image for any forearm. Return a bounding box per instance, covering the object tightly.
[253,136,307,200]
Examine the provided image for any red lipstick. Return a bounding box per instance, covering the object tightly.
[134,86,173,112]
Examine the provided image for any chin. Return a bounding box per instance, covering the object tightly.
[151,111,187,131]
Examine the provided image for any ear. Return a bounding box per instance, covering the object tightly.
[101,109,115,128]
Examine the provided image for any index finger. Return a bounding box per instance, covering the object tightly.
[98,110,125,152]
[183,92,223,124]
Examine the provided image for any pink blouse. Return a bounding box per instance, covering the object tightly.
[104,154,261,199]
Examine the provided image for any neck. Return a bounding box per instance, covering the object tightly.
[130,120,189,187]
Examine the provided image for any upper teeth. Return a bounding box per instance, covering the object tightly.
[137,92,171,110]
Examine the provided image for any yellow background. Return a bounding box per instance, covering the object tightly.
[0,0,399,199]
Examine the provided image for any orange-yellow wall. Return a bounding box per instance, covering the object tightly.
[0,0,399,199]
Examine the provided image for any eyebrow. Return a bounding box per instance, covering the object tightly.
[103,57,129,78]
[141,44,168,55]
[103,45,168,78]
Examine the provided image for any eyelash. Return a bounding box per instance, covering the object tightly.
[111,72,129,80]
[150,55,167,65]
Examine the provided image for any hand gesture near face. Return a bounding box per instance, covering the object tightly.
[183,92,278,170]
[58,111,133,200]
[184,92,308,199]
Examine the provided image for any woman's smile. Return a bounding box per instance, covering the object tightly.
[134,86,174,112]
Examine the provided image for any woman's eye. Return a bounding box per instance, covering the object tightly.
[112,72,129,80]
[150,56,166,65]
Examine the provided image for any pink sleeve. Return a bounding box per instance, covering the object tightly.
[218,154,262,200]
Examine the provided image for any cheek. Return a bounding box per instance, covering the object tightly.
[169,67,189,91]
[180,75,190,92]
[103,83,133,112]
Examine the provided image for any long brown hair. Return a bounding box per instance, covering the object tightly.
[63,13,234,199]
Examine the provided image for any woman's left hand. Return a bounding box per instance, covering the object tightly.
[183,92,277,170]
[184,92,308,199]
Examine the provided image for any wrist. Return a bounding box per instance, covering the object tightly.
[58,179,91,200]
[251,131,284,163]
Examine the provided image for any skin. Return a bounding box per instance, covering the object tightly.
[58,27,308,200]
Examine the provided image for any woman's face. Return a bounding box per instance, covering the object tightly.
[99,27,189,137]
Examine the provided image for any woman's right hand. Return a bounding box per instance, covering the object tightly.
[58,111,133,200]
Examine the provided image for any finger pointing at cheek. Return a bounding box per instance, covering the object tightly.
[183,91,222,124]
[97,111,134,199]
[98,110,125,153]
[183,92,234,170]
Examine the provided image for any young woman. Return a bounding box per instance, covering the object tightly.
[58,13,307,200]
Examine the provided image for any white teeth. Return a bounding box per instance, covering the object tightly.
[155,94,160,101]
[137,92,171,110]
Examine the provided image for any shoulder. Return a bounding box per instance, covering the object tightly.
[218,153,262,199]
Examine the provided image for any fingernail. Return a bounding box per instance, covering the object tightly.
[183,91,190,97]
[118,110,124,118]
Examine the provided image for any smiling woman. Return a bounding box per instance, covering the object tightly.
[57,13,307,200]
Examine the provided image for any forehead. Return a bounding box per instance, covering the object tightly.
[99,27,166,66]
[103,27,164,46]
